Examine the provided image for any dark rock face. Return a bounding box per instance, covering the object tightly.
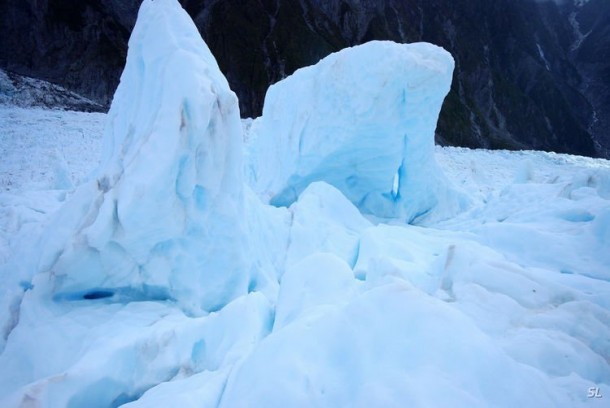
[0,0,139,106]
[569,0,610,157]
[0,69,104,111]
[0,0,608,157]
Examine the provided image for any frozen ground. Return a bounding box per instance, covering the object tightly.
[0,0,608,406]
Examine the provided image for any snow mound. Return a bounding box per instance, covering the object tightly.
[274,252,358,330]
[220,283,562,408]
[285,182,371,268]
[0,292,272,408]
[30,0,250,314]
[247,41,468,224]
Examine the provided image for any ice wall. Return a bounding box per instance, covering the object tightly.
[248,41,468,223]
[35,0,250,314]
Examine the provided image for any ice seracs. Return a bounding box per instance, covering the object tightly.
[2,0,609,406]
[34,0,251,314]
[247,41,468,224]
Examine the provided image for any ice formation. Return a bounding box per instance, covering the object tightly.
[1,0,609,407]
[284,181,371,268]
[247,41,468,223]
[32,0,251,314]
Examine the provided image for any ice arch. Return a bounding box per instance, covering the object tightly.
[247,41,468,224]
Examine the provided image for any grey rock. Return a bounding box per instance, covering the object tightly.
[0,69,104,112]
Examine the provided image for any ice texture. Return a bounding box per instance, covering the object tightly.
[220,283,563,408]
[1,0,609,407]
[247,40,468,224]
[285,182,371,268]
[33,0,250,314]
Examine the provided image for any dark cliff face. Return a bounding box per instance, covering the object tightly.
[569,0,610,157]
[0,0,140,106]
[0,0,608,157]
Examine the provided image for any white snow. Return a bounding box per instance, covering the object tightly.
[285,182,371,269]
[0,0,609,407]
[0,106,105,192]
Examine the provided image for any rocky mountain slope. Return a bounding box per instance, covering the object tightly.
[567,0,610,157]
[0,69,104,112]
[0,0,608,157]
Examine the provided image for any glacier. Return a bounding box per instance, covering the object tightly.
[0,0,609,407]
[247,40,469,224]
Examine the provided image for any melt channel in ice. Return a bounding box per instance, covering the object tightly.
[247,40,469,224]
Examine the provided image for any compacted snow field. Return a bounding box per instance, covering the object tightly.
[1,0,609,407]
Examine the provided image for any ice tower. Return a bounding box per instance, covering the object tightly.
[38,0,249,314]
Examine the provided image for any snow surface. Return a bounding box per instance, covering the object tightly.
[0,0,609,407]
[0,106,105,192]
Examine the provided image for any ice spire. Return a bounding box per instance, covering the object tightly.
[37,0,249,314]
